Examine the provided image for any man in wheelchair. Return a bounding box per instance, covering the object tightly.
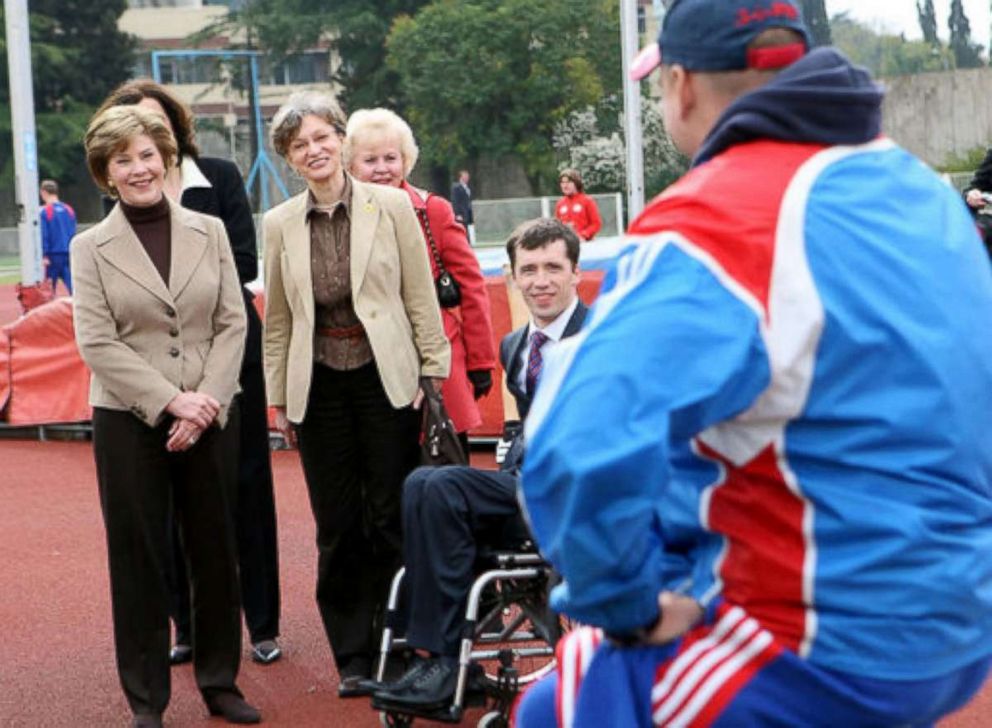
[368,218,587,711]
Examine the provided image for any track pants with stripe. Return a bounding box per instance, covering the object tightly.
[514,602,991,728]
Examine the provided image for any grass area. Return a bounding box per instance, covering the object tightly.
[0,255,20,285]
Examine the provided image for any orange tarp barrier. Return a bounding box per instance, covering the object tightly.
[0,273,605,433]
[0,298,91,425]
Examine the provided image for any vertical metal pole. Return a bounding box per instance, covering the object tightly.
[249,55,270,211]
[5,0,42,284]
[620,0,645,223]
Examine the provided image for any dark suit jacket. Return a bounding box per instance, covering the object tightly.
[496,300,587,475]
[499,300,588,423]
[450,182,473,226]
[181,157,261,367]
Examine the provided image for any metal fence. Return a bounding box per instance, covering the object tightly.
[473,192,624,246]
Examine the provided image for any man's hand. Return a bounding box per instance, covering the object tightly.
[643,591,704,646]
[967,189,987,209]
[165,391,220,430]
[468,369,493,400]
[274,406,297,449]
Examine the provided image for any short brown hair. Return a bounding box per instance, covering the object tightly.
[40,179,58,195]
[506,218,581,271]
[559,168,584,193]
[270,91,347,159]
[85,106,177,196]
[95,78,199,160]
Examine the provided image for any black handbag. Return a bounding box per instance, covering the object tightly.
[416,204,462,308]
[420,386,468,466]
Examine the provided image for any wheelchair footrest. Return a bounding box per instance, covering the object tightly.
[372,696,466,724]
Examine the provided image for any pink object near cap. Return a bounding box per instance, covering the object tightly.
[629,42,662,81]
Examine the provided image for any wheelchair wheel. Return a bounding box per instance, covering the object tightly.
[379,711,414,728]
[477,710,508,728]
[472,578,571,687]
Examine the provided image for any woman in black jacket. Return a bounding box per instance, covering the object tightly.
[96,80,282,665]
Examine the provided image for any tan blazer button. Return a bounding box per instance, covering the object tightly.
[169,347,180,358]
[166,307,176,317]
[169,328,179,337]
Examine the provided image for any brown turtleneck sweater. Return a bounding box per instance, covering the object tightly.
[121,196,171,285]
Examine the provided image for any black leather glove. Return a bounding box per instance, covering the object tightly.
[467,369,493,400]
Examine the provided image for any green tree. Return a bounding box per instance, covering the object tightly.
[387,0,621,193]
[799,0,831,46]
[202,0,429,111]
[948,0,983,68]
[0,0,135,185]
[831,12,953,76]
[917,0,939,46]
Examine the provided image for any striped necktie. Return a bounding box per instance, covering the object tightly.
[525,331,550,396]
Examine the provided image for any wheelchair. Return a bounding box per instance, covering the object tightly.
[370,546,570,727]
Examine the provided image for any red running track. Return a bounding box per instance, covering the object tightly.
[2,439,991,727]
[0,440,490,727]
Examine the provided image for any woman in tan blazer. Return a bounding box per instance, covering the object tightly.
[263,91,449,696]
[72,106,259,727]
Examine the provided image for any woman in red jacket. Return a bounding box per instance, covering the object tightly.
[344,108,497,450]
[555,168,602,241]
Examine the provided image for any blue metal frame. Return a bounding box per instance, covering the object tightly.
[150,49,289,211]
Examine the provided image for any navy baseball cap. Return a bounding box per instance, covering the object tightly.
[629,0,811,81]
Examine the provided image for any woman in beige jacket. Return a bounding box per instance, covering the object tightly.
[263,91,449,696]
[73,106,258,727]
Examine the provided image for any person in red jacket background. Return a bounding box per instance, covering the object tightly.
[555,168,602,241]
[345,108,497,452]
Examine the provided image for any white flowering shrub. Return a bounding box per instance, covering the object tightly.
[553,98,688,197]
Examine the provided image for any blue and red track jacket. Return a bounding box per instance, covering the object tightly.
[40,200,76,256]
[521,48,992,681]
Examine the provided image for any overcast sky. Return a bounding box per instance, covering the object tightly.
[826,0,990,52]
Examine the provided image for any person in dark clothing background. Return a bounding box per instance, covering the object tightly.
[450,169,475,245]
[963,149,992,256]
[96,79,282,666]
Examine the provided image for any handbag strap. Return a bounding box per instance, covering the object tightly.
[414,197,449,280]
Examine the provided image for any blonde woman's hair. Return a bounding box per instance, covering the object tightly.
[84,105,177,197]
[269,90,347,159]
[343,107,420,178]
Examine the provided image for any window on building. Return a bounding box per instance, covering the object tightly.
[158,56,223,85]
[264,52,330,85]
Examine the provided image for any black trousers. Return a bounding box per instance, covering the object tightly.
[171,304,281,645]
[297,362,421,674]
[92,406,242,716]
[402,465,524,657]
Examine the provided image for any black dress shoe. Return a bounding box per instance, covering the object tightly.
[337,674,375,698]
[360,654,427,695]
[250,639,282,665]
[205,692,261,724]
[131,714,163,728]
[169,643,192,665]
[376,656,458,710]
[336,655,374,698]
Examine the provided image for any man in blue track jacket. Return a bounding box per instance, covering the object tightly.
[39,179,76,293]
[515,1,992,726]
